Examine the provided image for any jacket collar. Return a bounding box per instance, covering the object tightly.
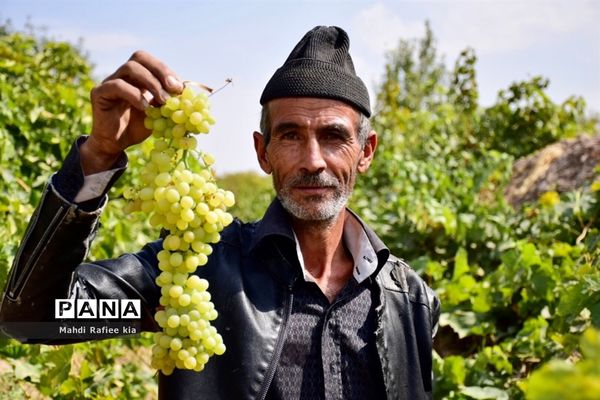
[249,198,296,252]
[249,198,391,283]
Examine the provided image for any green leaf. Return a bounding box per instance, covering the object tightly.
[425,259,446,281]
[59,377,78,395]
[520,242,542,268]
[443,355,466,386]
[39,346,73,395]
[11,359,41,381]
[453,247,469,280]
[461,386,509,400]
[472,289,491,313]
[580,327,600,360]
[440,311,479,338]
[79,359,93,380]
[557,275,600,318]
[442,206,457,235]
[530,263,555,301]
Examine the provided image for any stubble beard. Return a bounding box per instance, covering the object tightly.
[275,171,353,223]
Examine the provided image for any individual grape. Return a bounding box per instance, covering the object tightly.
[196,300,210,313]
[180,209,194,223]
[171,110,187,124]
[167,315,180,329]
[184,357,197,369]
[172,124,186,139]
[177,182,191,196]
[205,211,218,225]
[153,118,167,132]
[183,231,195,243]
[214,342,226,356]
[165,188,181,203]
[173,273,187,286]
[155,310,167,327]
[165,235,181,251]
[169,252,183,267]
[170,337,182,351]
[155,173,171,188]
[180,196,194,209]
[179,314,190,327]
[138,187,153,201]
[178,294,191,307]
[176,219,189,231]
[159,334,172,349]
[165,96,180,110]
[185,255,200,271]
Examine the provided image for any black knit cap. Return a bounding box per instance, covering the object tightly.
[260,26,371,117]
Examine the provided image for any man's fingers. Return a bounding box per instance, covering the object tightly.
[101,51,183,106]
[104,59,171,105]
[129,50,183,94]
[91,78,148,111]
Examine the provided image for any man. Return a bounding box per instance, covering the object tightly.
[0,26,439,399]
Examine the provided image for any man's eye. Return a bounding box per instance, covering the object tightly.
[325,132,344,141]
[281,132,298,140]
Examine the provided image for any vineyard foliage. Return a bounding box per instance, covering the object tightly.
[350,23,599,399]
[217,171,274,222]
[0,22,598,399]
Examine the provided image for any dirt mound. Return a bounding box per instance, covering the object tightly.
[504,134,600,207]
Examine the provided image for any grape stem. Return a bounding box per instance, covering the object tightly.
[208,78,233,97]
[183,150,190,169]
[182,78,233,97]
[183,80,213,93]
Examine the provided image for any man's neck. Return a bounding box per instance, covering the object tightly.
[291,210,354,302]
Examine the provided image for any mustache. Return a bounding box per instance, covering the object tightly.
[285,172,340,187]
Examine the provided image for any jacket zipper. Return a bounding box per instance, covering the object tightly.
[257,286,293,400]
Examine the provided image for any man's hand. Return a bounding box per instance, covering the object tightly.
[80,51,183,175]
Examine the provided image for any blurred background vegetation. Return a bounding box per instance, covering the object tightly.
[0,21,598,399]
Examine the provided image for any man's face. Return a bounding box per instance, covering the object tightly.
[253,97,376,222]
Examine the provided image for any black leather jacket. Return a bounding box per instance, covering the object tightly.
[0,180,440,400]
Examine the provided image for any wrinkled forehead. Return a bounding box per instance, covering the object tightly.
[267,97,361,129]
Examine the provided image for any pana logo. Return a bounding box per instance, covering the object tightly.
[55,299,141,319]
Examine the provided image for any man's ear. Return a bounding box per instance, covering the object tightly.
[357,131,377,173]
[253,131,272,174]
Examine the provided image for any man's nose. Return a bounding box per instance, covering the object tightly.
[300,137,327,173]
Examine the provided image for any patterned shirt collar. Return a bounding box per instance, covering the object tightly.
[292,213,378,284]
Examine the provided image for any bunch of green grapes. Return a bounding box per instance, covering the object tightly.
[125,85,235,375]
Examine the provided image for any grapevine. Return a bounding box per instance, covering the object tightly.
[124,84,235,375]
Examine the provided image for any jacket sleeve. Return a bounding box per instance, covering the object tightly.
[0,141,161,343]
